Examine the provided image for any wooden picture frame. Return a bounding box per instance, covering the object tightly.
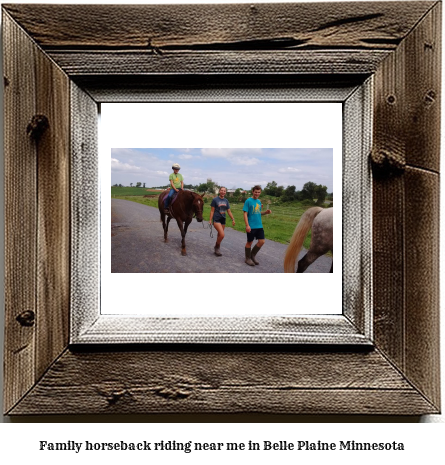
[2,2,440,415]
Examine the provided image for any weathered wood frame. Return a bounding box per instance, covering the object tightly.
[3,2,441,415]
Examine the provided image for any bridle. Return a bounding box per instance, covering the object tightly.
[192,196,204,220]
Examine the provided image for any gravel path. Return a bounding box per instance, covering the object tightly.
[111,199,332,273]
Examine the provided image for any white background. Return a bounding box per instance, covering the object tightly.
[0,0,444,457]
[101,102,342,316]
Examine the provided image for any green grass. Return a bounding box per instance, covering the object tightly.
[111,190,321,249]
[227,202,312,249]
[111,186,163,197]
[112,195,160,209]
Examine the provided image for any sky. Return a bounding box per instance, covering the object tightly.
[111,147,333,192]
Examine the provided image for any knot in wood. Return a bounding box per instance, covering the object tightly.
[16,310,35,327]
[27,115,49,140]
[96,385,130,405]
[105,390,128,405]
[370,149,405,178]
[424,90,436,105]
[154,386,191,400]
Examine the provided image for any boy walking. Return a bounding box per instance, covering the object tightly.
[243,185,271,266]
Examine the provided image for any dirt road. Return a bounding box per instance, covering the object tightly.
[111,199,332,273]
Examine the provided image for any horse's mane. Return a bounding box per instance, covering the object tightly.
[186,190,202,201]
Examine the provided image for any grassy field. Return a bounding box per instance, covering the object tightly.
[111,186,164,197]
[111,187,329,249]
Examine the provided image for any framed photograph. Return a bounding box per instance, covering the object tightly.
[3,2,440,415]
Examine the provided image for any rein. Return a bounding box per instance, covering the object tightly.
[201,221,213,238]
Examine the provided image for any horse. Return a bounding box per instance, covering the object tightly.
[284,207,333,273]
[158,189,205,256]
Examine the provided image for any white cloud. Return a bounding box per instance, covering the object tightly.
[201,148,262,158]
[231,157,260,166]
[111,158,142,172]
[178,154,194,160]
[244,180,268,186]
[278,167,301,173]
[201,148,263,167]
[111,158,168,177]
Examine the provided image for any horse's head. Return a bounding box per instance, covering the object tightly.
[192,193,205,222]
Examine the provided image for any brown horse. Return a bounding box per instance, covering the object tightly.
[158,190,205,255]
[284,207,333,273]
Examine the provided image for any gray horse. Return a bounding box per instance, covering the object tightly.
[284,207,333,273]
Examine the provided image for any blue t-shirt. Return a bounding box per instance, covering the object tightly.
[211,197,230,222]
[243,198,263,229]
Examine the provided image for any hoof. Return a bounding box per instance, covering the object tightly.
[181,250,187,256]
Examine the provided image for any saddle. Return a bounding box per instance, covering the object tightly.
[164,189,182,216]
[170,189,182,206]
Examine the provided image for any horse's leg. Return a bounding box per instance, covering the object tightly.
[330,263,333,273]
[180,217,192,256]
[296,251,321,273]
[160,212,167,241]
[175,218,187,255]
[161,211,169,242]
[184,216,193,233]
[164,216,172,242]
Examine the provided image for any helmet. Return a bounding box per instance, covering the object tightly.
[172,163,181,170]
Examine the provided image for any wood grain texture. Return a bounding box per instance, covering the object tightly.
[47,50,390,77]
[372,37,405,369]
[74,74,366,103]
[74,316,370,345]
[70,83,99,339]
[2,2,435,50]
[371,3,441,411]
[35,38,71,381]
[1,3,434,80]
[3,10,71,413]
[401,2,441,409]
[8,349,437,415]
[342,81,373,336]
[372,178,405,369]
[404,168,440,407]
[3,12,37,414]
[2,2,441,416]
[404,2,441,172]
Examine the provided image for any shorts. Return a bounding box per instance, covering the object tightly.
[213,217,226,225]
[247,228,265,242]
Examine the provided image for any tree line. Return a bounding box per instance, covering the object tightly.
[112,182,146,188]
[112,180,332,205]
[264,181,331,205]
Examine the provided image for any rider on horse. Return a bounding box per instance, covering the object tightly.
[164,163,183,214]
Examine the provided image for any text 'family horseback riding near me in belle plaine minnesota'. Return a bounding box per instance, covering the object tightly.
[38,439,405,453]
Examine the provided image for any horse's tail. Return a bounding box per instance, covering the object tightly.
[284,206,323,273]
